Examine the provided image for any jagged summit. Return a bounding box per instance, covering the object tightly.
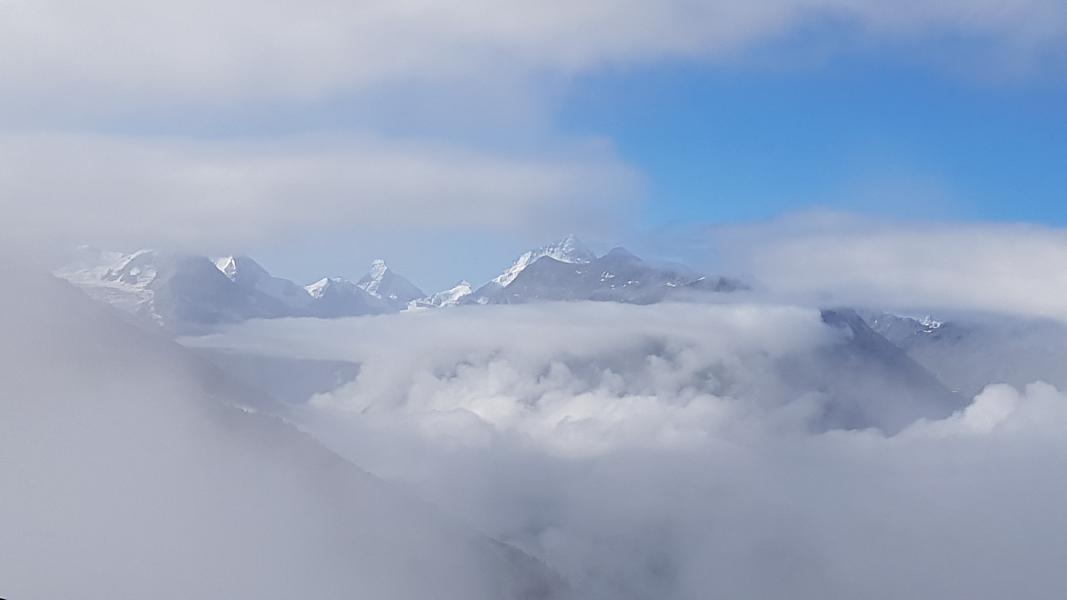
[305,276,349,299]
[418,280,473,308]
[356,259,424,308]
[213,255,273,285]
[491,234,596,288]
[56,239,745,329]
[214,254,313,311]
[470,239,744,305]
[367,258,388,280]
[305,275,388,317]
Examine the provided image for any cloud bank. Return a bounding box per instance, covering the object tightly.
[0,269,559,600]
[0,133,638,248]
[712,213,1067,322]
[3,0,1064,110]
[186,303,1067,599]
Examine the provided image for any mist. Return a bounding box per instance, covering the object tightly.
[0,269,559,600]
[182,302,1067,599]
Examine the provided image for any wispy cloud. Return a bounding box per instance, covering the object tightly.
[3,0,1064,112]
[714,212,1067,322]
[0,133,639,248]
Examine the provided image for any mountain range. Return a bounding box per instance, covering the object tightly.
[56,236,745,331]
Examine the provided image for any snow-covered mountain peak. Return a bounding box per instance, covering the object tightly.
[58,240,745,327]
[369,258,388,277]
[549,234,594,259]
[212,255,272,286]
[356,259,424,306]
[214,256,238,280]
[58,246,138,281]
[305,276,351,299]
[358,259,390,295]
[103,249,162,287]
[420,280,473,308]
[492,234,596,288]
[211,253,241,279]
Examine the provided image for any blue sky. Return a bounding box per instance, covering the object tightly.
[561,50,1067,228]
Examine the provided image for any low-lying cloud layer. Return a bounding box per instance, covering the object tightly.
[713,213,1067,323]
[188,302,1067,599]
[0,271,560,600]
[194,302,833,453]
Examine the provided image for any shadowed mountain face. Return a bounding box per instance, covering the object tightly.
[216,255,315,311]
[150,254,296,326]
[472,247,744,305]
[0,269,564,600]
[304,276,392,318]
[796,309,967,433]
[863,311,1067,396]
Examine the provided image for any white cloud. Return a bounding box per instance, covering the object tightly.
[1,0,1063,112]
[4,1,1063,250]
[715,212,1067,322]
[904,380,1067,437]
[0,132,639,248]
[0,267,558,600]
[184,301,1067,599]
[187,302,833,455]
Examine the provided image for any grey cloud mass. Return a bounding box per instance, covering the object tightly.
[2,0,1064,108]
[0,268,560,600]
[713,213,1067,323]
[0,133,639,248]
[183,303,1067,599]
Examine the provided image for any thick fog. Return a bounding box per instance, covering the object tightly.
[185,303,1067,599]
[0,270,558,600]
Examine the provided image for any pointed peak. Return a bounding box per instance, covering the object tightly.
[544,234,592,256]
[212,254,269,283]
[213,256,238,280]
[492,235,596,288]
[368,258,388,278]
